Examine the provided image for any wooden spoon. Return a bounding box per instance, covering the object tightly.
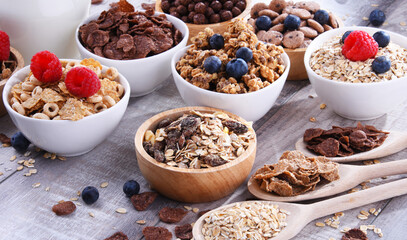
[193,178,407,240]
[248,159,407,202]
[295,130,407,162]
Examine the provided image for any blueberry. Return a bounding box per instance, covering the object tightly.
[369,9,386,26]
[255,15,272,31]
[372,56,391,74]
[236,47,253,62]
[226,58,248,79]
[10,132,30,152]
[123,180,140,198]
[373,31,390,48]
[209,34,224,50]
[81,186,99,204]
[313,10,329,25]
[204,56,222,73]
[284,14,301,31]
[341,30,353,43]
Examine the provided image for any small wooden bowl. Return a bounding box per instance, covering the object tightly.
[0,47,24,116]
[134,106,257,203]
[155,0,252,44]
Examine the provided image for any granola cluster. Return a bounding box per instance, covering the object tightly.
[310,35,407,83]
[143,110,255,168]
[176,19,286,94]
[9,59,124,121]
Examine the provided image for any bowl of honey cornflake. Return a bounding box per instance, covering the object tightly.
[134,106,257,203]
[3,51,130,156]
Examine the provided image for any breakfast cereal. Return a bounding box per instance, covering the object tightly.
[253,150,339,196]
[131,192,158,211]
[9,58,124,121]
[52,201,76,216]
[159,207,188,223]
[201,201,289,238]
[175,224,193,240]
[142,226,172,240]
[142,110,254,168]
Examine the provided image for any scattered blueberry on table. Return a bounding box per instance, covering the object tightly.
[369,9,386,26]
[123,180,140,197]
[82,186,99,204]
[10,132,30,152]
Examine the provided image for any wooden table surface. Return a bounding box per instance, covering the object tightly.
[1,0,406,239]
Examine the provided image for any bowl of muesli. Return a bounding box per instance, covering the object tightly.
[134,106,257,203]
[3,54,130,156]
[304,26,407,120]
[76,0,189,97]
[171,19,290,122]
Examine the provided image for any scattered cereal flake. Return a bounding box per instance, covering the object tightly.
[357,214,368,220]
[330,223,339,229]
[192,208,199,213]
[76,202,82,206]
[0,172,3,176]
[58,200,65,204]
[360,225,368,231]
[184,206,192,211]
[348,188,359,193]
[77,191,81,196]
[320,103,327,109]
[100,182,109,188]
[29,169,37,174]
[360,210,370,216]
[58,156,66,161]
[51,153,56,160]
[335,212,344,217]
[316,222,325,227]
[43,152,51,159]
[24,151,31,157]
[362,17,369,21]
[9,155,17,161]
[374,227,382,234]
[383,21,389,26]
[45,187,50,192]
[378,232,384,237]
[309,117,316,122]
[16,166,24,171]
[116,208,127,214]
[369,208,376,214]
[341,227,351,233]
[17,160,24,164]
[136,220,146,225]
[89,212,95,218]
[363,160,373,165]
[24,173,32,177]
[373,159,381,164]
[32,183,41,188]
[70,197,78,201]
[362,185,369,190]
[367,225,375,230]
[400,21,406,26]
[371,4,379,7]
[5,167,12,171]
[35,147,42,152]
[3,143,11,147]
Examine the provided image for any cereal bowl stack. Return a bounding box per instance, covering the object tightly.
[172,19,290,122]
[134,106,257,203]
[76,0,189,97]
[3,51,130,156]
[304,26,407,120]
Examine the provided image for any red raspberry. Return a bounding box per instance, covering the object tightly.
[0,31,10,61]
[65,67,101,98]
[342,30,378,61]
[30,50,62,83]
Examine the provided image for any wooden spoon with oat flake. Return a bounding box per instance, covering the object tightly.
[295,130,407,162]
[248,158,407,202]
[193,178,407,240]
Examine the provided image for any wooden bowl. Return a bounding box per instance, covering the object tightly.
[134,106,257,203]
[155,0,252,44]
[0,47,24,116]
[285,16,344,80]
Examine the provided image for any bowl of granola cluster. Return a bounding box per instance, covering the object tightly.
[3,51,130,156]
[248,0,343,80]
[304,26,407,120]
[76,0,188,97]
[134,106,256,203]
[171,19,290,122]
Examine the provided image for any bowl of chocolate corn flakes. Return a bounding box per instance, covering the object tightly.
[76,0,189,97]
[172,19,290,122]
[3,52,130,156]
[135,106,257,203]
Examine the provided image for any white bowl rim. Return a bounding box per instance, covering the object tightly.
[135,106,257,174]
[171,45,291,98]
[304,26,407,86]
[3,59,130,123]
[75,10,189,63]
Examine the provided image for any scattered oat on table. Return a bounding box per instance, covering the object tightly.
[100,182,109,188]
[362,17,369,21]
[89,212,95,218]
[309,117,316,122]
[116,208,127,214]
[320,103,326,109]
[400,21,406,26]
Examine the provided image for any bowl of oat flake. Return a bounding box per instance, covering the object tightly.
[304,26,407,120]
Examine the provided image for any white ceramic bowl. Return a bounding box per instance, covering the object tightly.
[304,26,407,120]
[2,60,130,157]
[76,11,189,97]
[171,46,290,122]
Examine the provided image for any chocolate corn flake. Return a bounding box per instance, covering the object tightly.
[79,0,183,60]
[304,122,389,157]
[253,150,339,196]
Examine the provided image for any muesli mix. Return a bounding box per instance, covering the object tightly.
[248,0,339,48]
[143,110,254,168]
[176,18,286,94]
[253,150,339,196]
[9,51,124,121]
[201,201,289,238]
[79,0,183,60]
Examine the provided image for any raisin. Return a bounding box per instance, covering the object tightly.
[154,150,165,162]
[203,154,227,167]
[131,192,158,211]
[223,120,248,134]
[143,141,153,155]
[143,226,172,240]
[52,201,76,216]
[159,207,188,223]
[175,224,193,240]
[178,134,186,148]
[180,116,201,131]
